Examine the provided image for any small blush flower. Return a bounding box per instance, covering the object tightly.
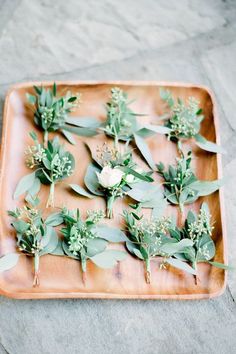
[96,166,124,188]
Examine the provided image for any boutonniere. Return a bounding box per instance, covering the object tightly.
[100,87,170,169]
[168,203,229,284]
[70,143,154,218]
[26,83,99,145]
[8,204,59,286]
[123,210,195,283]
[48,208,127,283]
[157,151,223,214]
[160,89,224,154]
[14,132,75,207]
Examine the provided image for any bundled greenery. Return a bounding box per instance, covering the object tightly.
[168,203,229,283]
[100,87,170,169]
[160,89,224,154]
[46,208,127,282]
[157,151,223,213]
[26,83,99,145]
[123,210,195,283]
[70,143,154,218]
[8,204,59,286]
[14,132,75,207]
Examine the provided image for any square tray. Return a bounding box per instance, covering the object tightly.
[0,81,227,299]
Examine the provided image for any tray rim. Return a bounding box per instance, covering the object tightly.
[0,80,227,300]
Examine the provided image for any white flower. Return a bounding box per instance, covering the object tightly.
[96,166,124,188]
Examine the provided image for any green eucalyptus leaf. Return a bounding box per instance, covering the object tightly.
[84,163,104,196]
[61,129,76,145]
[196,234,215,262]
[90,250,126,269]
[160,239,193,255]
[45,212,64,226]
[208,261,231,270]
[12,220,29,234]
[26,93,36,105]
[40,226,58,255]
[50,239,65,256]
[62,241,79,259]
[195,134,225,154]
[134,133,156,170]
[0,253,20,272]
[142,124,171,135]
[166,257,197,275]
[69,184,95,199]
[62,125,98,137]
[14,172,36,199]
[190,179,223,196]
[127,182,161,202]
[86,238,108,258]
[94,225,129,242]
[66,117,100,128]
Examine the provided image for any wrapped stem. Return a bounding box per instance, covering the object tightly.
[145,258,151,284]
[106,195,116,219]
[44,130,49,147]
[46,182,55,208]
[81,256,87,285]
[33,252,40,287]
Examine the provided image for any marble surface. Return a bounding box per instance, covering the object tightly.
[0,0,236,353]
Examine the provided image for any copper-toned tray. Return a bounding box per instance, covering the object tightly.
[0,81,227,299]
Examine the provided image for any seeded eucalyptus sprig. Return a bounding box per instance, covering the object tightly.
[26,83,99,146]
[157,151,223,214]
[100,87,170,169]
[123,210,195,283]
[160,89,224,154]
[14,132,75,208]
[47,208,127,283]
[70,143,154,218]
[8,204,59,286]
[168,203,229,284]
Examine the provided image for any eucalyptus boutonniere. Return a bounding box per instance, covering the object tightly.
[123,210,195,283]
[157,151,223,214]
[168,203,229,284]
[100,87,170,169]
[8,204,59,286]
[70,143,154,218]
[26,83,99,145]
[160,89,224,154]
[48,208,127,282]
[14,132,75,207]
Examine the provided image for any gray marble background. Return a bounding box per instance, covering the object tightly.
[0,0,236,353]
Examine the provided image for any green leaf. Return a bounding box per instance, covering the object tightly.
[160,239,193,255]
[45,212,64,226]
[190,179,223,196]
[120,166,153,182]
[26,93,36,105]
[208,261,232,270]
[166,258,197,275]
[141,124,171,135]
[50,239,65,256]
[61,129,76,145]
[40,226,58,255]
[90,250,126,269]
[86,238,108,258]
[84,163,104,196]
[12,220,29,233]
[53,82,57,96]
[127,182,161,202]
[69,184,95,199]
[0,253,19,272]
[14,172,36,199]
[134,133,156,170]
[66,117,100,128]
[195,134,225,154]
[196,234,215,262]
[62,125,98,137]
[94,225,129,242]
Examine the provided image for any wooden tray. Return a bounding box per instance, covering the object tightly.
[0,81,227,299]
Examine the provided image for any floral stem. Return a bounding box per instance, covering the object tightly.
[145,258,151,284]
[106,195,116,219]
[81,256,87,285]
[33,252,40,287]
[46,182,55,208]
[44,130,48,147]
